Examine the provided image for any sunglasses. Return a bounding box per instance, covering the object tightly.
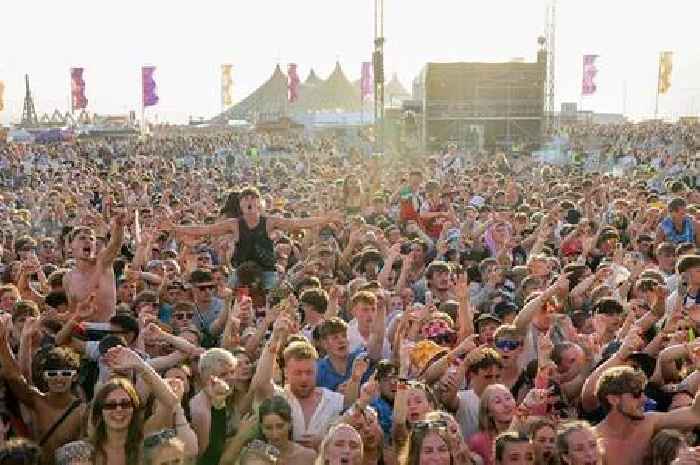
[173,312,194,321]
[495,340,521,351]
[628,389,645,399]
[413,419,448,430]
[143,429,177,448]
[44,370,76,378]
[102,400,133,411]
[195,284,216,291]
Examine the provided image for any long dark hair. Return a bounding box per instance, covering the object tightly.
[90,378,143,465]
[220,190,242,218]
[258,396,293,441]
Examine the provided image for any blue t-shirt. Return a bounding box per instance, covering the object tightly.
[371,396,394,439]
[316,346,373,392]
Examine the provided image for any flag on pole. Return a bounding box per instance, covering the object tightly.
[221,64,233,108]
[581,55,599,96]
[287,63,300,103]
[70,68,88,110]
[658,51,673,95]
[142,66,159,107]
[361,61,373,100]
[0,81,4,112]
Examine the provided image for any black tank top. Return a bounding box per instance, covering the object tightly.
[232,216,276,271]
[197,405,226,465]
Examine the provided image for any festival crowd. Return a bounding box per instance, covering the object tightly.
[0,120,698,465]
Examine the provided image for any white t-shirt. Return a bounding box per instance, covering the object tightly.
[281,386,343,441]
[456,389,480,439]
[347,319,392,359]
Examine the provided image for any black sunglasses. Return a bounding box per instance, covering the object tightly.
[102,399,133,411]
[143,429,177,448]
[413,419,448,430]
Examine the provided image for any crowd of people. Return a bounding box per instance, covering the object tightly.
[0,119,698,465]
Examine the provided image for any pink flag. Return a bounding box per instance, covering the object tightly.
[142,66,159,107]
[287,64,300,103]
[581,55,599,96]
[70,68,88,110]
[361,61,373,100]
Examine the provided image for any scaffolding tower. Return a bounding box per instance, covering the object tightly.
[544,0,556,133]
[21,74,38,127]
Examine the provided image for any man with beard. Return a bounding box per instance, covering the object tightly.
[255,317,344,451]
[591,365,700,465]
[63,214,126,322]
[0,315,84,465]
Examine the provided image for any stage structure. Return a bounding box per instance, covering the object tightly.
[415,39,547,151]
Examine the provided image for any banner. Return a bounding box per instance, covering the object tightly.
[142,66,159,107]
[658,51,673,94]
[287,63,300,103]
[581,55,599,96]
[361,61,373,100]
[0,81,4,112]
[70,68,88,110]
[221,64,233,108]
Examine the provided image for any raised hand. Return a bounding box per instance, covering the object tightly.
[454,272,470,301]
[0,314,13,341]
[358,373,379,405]
[205,376,230,408]
[104,346,146,372]
[454,334,479,356]
[350,355,370,381]
[143,322,165,342]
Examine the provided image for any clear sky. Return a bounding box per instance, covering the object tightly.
[1,0,698,124]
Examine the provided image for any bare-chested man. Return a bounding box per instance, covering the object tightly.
[586,364,700,465]
[63,214,126,322]
[0,315,85,465]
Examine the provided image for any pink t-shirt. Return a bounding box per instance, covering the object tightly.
[467,431,494,465]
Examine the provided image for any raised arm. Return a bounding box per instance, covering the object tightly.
[0,315,40,408]
[513,273,569,334]
[105,346,179,410]
[251,316,290,402]
[173,218,238,238]
[581,330,642,412]
[367,295,387,362]
[98,213,127,267]
[454,273,474,340]
[267,213,342,232]
[651,380,700,433]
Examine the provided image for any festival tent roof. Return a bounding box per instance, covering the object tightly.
[212,62,362,123]
[213,64,289,123]
[304,69,324,87]
[293,62,361,114]
[385,73,410,100]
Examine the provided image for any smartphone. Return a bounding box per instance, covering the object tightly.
[425,290,433,307]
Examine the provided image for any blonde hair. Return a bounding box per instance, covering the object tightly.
[314,423,363,465]
[198,348,236,380]
[478,384,513,434]
[282,340,318,364]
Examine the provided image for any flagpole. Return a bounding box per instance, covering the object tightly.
[655,52,661,119]
[69,68,73,117]
[141,67,146,136]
